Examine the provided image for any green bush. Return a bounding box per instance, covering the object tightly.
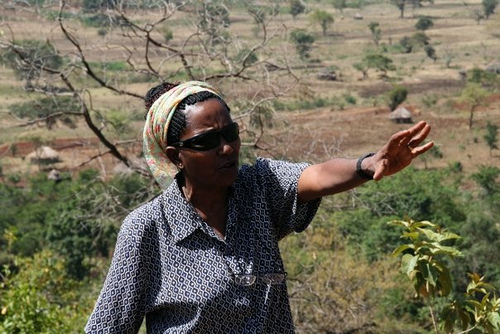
[290,29,315,60]
[415,16,434,31]
[80,14,128,28]
[386,85,408,111]
[9,96,79,129]
[0,251,86,333]
[0,39,63,83]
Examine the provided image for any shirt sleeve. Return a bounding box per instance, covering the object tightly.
[85,209,156,334]
[253,158,321,240]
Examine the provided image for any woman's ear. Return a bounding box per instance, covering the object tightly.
[165,146,183,169]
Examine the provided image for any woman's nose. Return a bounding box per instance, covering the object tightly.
[218,137,238,155]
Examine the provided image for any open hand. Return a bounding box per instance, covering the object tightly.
[371,121,434,181]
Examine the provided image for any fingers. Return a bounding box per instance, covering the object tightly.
[389,121,431,149]
[407,122,432,148]
[411,141,435,156]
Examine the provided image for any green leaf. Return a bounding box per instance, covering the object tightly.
[426,263,437,286]
[439,265,452,297]
[392,244,414,257]
[487,312,500,328]
[458,308,472,330]
[418,228,441,242]
[443,308,457,333]
[429,243,463,257]
[413,220,436,229]
[402,254,419,276]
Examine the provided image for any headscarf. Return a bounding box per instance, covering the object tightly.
[143,80,221,189]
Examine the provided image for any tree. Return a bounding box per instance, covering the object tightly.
[391,0,407,18]
[309,9,334,36]
[368,21,382,46]
[415,16,434,31]
[386,85,408,111]
[483,0,499,19]
[331,0,347,13]
[473,9,485,24]
[459,83,490,129]
[1,39,62,87]
[289,0,306,20]
[411,31,430,47]
[484,122,499,156]
[353,62,369,79]
[424,45,437,62]
[468,67,499,87]
[83,0,117,13]
[399,36,414,53]
[364,53,396,77]
[9,96,80,129]
[0,0,301,176]
[353,53,396,79]
[290,29,315,60]
[398,32,430,53]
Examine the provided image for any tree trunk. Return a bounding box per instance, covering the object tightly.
[469,107,475,130]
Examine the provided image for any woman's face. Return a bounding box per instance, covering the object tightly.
[176,98,240,190]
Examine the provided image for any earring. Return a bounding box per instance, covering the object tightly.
[178,163,183,169]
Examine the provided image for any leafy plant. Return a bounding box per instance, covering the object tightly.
[368,21,382,46]
[309,9,334,36]
[290,29,315,60]
[0,39,63,85]
[0,251,84,333]
[482,0,499,19]
[289,0,306,19]
[425,45,438,62]
[386,85,408,111]
[459,83,490,130]
[391,218,500,334]
[484,122,499,156]
[9,96,79,129]
[416,16,434,31]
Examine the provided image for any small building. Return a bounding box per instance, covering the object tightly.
[390,107,413,124]
[26,146,61,164]
[354,13,363,20]
[486,61,500,74]
[47,169,62,182]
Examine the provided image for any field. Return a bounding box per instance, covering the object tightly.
[0,0,499,179]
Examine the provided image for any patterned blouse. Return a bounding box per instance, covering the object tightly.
[85,158,321,334]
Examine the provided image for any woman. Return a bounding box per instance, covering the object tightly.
[85,80,433,333]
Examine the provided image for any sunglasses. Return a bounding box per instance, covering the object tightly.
[171,122,239,151]
[232,272,287,287]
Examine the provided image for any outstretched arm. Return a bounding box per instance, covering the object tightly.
[297,121,434,203]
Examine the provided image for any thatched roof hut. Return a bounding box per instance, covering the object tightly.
[354,13,363,20]
[390,107,413,124]
[26,146,61,164]
[486,61,500,74]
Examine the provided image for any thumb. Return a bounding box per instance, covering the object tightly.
[372,159,387,181]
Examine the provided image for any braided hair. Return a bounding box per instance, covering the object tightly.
[144,82,230,145]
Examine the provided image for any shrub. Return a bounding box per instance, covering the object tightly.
[0,39,63,83]
[415,16,434,31]
[9,96,79,129]
[386,85,408,111]
[290,29,315,60]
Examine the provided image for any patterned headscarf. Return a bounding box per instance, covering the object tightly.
[143,80,220,189]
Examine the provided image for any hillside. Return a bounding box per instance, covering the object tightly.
[0,0,499,179]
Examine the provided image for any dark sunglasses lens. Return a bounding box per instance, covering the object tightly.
[222,123,239,142]
[182,123,239,151]
[188,132,220,150]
